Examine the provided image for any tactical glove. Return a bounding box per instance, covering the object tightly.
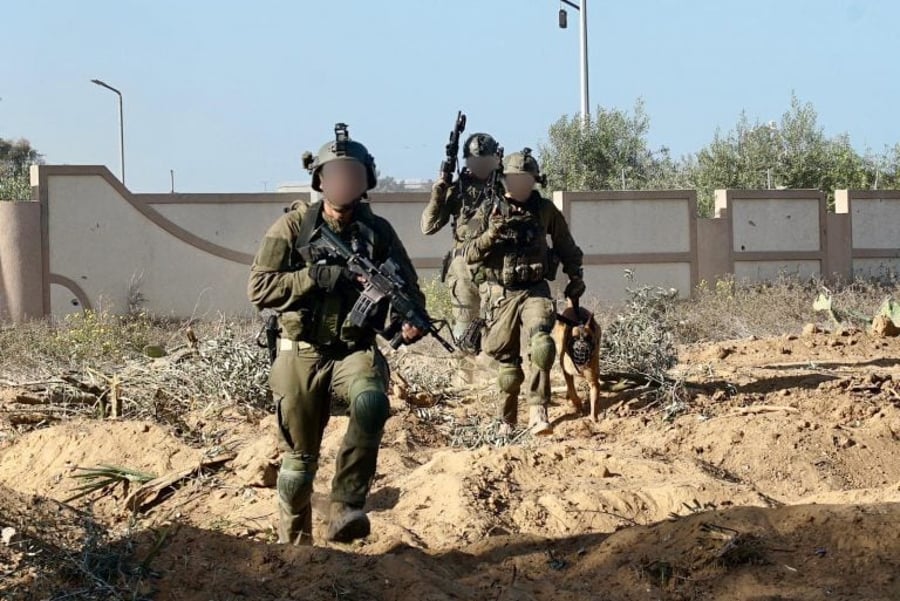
[564,277,586,301]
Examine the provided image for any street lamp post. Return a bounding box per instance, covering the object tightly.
[90,79,125,184]
[558,0,590,126]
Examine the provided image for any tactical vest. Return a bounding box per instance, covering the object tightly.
[281,201,386,351]
[480,196,551,289]
[451,171,501,246]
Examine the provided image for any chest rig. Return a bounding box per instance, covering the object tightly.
[496,198,548,288]
[284,201,381,349]
[452,172,498,245]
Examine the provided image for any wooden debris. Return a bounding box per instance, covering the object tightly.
[124,452,236,513]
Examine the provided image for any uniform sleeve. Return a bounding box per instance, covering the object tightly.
[545,201,584,278]
[420,181,462,235]
[247,213,318,311]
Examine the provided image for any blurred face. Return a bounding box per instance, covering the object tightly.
[503,173,536,201]
[466,155,500,180]
[319,160,368,210]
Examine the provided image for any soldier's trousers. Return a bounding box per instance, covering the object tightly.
[269,341,390,508]
[481,281,557,424]
[446,253,481,341]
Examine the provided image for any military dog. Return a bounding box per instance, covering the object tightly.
[553,299,602,421]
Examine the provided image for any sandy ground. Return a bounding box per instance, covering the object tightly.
[2,327,900,600]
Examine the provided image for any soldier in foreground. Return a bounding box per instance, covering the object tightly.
[465,148,584,436]
[248,124,427,545]
[421,112,504,345]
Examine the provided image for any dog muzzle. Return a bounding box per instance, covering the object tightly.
[568,336,595,369]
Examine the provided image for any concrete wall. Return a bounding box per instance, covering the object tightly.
[554,191,698,299]
[715,189,829,281]
[835,190,900,278]
[1,164,898,322]
[0,201,43,321]
[33,166,300,318]
[363,194,449,283]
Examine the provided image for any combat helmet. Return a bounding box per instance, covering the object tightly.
[462,132,500,158]
[302,123,377,192]
[502,147,546,185]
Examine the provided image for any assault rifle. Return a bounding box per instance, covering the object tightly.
[310,227,454,352]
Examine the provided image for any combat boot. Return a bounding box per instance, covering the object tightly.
[325,502,370,543]
[528,405,553,436]
[277,501,313,546]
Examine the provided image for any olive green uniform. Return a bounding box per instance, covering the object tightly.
[421,172,504,340]
[465,191,583,425]
[248,200,424,544]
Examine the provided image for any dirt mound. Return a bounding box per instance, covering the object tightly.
[0,420,201,513]
[577,502,900,601]
[379,443,771,549]
[114,502,900,601]
[0,484,140,600]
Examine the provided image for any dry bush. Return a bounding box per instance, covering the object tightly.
[672,274,900,343]
[599,275,679,381]
[0,313,269,444]
[588,273,689,419]
[421,275,453,326]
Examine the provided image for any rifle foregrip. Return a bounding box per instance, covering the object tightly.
[390,332,405,349]
[439,160,454,184]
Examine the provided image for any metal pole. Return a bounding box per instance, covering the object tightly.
[117,93,125,184]
[579,0,590,125]
[90,79,125,184]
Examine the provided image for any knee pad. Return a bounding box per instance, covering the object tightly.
[277,468,315,511]
[281,452,318,474]
[498,363,525,393]
[530,332,556,371]
[351,389,390,435]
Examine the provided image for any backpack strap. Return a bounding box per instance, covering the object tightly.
[290,201,324,268]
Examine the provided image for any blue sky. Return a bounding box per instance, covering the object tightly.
[1,0,897,192]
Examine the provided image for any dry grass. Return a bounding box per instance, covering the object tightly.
[590,273,900,345]
[3,273,900,443]
[0,490,150,601]
[0,311,269,444]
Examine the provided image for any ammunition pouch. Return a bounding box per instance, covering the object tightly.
[500,254,545,288]
[278,310,311,342]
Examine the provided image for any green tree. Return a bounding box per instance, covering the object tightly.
[686,95,876,214]
[0,137,42,201]
[539,99,678,192]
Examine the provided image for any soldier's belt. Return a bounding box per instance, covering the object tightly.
[279,338,314,352]
[277,337,362,357]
